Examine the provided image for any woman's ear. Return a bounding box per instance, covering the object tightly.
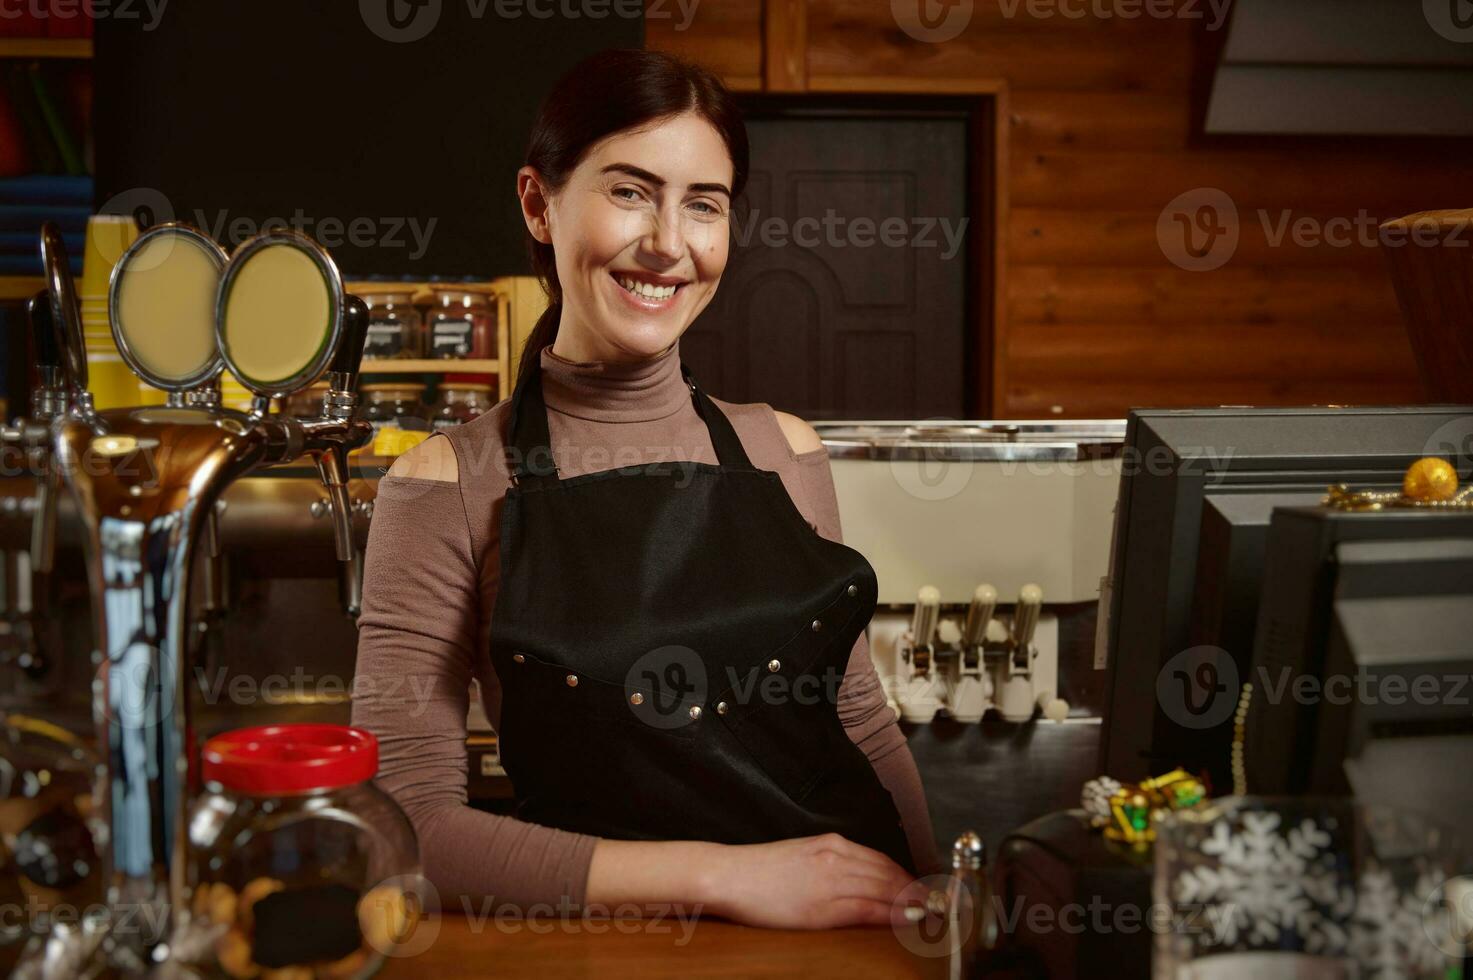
[518,166,554,245]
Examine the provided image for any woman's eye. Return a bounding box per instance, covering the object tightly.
[688,201,722,216]
[613,186,644,202]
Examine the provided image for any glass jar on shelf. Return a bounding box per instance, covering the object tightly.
[179,724,422,980]
[425,286,495,360]
[359,288,424,360]
[430,382,494,430]
[0,713,104,975]
[359,382,430,458]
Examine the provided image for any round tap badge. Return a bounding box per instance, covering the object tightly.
[217,231,344,400]
[110,224,228,392]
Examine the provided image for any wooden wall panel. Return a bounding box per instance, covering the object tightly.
[644,1,763,89]
[649,0,1457,418]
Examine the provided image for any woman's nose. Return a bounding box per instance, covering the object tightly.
[641,208,685,263]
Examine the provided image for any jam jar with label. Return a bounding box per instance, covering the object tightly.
[360,289,424,360]
[360,383,428,440]
[180,725,422,980]
[430,382,494,430]
[425,287,494,360]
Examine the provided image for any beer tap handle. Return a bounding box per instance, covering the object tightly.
[23,292,62,576]
[326,295,370,405]
[39,222,97,425]
[26,290,63,405]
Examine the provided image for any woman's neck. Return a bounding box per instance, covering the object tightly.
[539,335,691,423]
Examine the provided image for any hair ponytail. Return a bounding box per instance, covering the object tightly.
[513,48,748,382]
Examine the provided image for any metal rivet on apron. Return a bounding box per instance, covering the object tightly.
[630,692,644,705]
[688,705,702,720]
[716,701,729,715]
[811,619,822,632]
[847,584,858,597]
[513,653,525,664]
[565,674,578,687]
[767,659,781,673]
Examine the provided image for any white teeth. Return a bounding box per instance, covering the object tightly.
[617,275,678,301]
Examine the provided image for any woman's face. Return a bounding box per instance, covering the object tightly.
[520,111,734,363]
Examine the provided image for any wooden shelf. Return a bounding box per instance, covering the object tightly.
[0,276,44,301]
[0,38,93,59]
[361,358,500,374]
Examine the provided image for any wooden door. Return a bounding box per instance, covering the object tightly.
[684,96,984,420]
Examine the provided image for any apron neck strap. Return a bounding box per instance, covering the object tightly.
[505,350,754,488]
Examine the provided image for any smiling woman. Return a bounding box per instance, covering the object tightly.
[352,48,940,932]
[513,53,746,372]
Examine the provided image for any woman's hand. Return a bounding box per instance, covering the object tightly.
[695,833,932,930]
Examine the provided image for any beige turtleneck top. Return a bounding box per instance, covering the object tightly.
[351,340,940,910]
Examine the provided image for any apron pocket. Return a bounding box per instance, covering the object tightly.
[718,675,851,805]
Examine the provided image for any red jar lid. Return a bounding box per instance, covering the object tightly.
[202,724,379,795]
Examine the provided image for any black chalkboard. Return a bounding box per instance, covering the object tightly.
[94,2,643,278]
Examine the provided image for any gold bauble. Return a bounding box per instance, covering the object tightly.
[1403,457,1459,502]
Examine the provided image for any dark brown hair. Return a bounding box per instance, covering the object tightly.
[516,48,749,379]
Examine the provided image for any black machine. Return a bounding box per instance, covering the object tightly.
[994,407,1473,980]
[1246,511,1473,833]
[1097,405,1473,787]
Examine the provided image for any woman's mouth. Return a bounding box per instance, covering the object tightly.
[610,272,686,310]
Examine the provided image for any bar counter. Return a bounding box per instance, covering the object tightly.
[379,914,948,978]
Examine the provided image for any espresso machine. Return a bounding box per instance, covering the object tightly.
[4,221,373,976]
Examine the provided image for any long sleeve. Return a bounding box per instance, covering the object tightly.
[794,448,944,877]
[351,473,597,911]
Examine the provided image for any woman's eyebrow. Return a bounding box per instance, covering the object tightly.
[601,163,731,199]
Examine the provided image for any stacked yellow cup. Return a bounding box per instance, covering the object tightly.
[80,215,169,409]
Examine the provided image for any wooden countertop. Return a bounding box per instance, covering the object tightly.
[379,913,950,979]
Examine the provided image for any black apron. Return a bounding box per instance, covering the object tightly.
[488,353,914,873]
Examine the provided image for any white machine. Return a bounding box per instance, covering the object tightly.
[815,420,1125,725]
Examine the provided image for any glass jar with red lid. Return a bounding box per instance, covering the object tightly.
[178,725,421,979]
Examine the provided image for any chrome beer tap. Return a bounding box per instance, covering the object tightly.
[298,295,372,616]
[0,225,88,683]
[41,225,372,974]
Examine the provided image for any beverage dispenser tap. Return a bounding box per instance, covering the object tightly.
[941,584,996,724]
[987,584,1068,723]
[39,221,99,430]
[0,224,90,681]
[37,225,372,974]
[896,585,942,723]
[297,295,372,615]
